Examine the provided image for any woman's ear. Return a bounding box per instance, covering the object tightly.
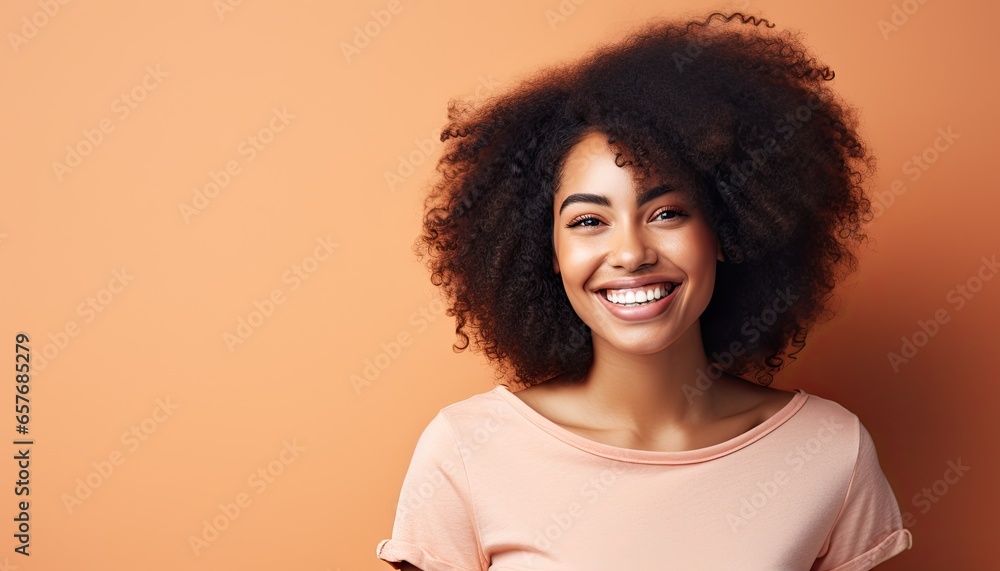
[552,255,560,275]
[717,243,725,262]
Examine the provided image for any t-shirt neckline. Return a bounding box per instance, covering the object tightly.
[493,384,809,464]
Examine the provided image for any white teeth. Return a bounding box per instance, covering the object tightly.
[604,282,675,306]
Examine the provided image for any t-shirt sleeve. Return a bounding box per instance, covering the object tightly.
[811,419,913,571]
[375,411,488,571]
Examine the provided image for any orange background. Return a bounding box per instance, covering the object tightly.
[1,0,996,569]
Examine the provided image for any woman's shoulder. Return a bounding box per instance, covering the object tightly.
[711,373,798,422]
[710,373,864,427]
[429,385,519,431]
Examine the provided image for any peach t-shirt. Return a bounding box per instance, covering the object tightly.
[376,386,913,570]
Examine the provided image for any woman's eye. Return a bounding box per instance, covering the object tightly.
[655,208,688,221]
[567,215,601,228]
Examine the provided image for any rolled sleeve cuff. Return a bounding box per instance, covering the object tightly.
[826,528,913,571]
[376,538,473,571]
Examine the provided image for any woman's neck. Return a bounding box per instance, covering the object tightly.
[568,321,729,434]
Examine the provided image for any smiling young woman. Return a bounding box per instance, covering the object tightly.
[376,11,912,570]
[517,128,799,456]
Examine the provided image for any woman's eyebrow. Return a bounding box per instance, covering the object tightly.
[558,183,676,215]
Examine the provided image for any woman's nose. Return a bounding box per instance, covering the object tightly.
[607,225,655,271]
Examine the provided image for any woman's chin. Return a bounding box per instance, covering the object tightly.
[592,331,682,356]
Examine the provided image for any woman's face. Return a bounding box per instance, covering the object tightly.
[551,130,724,354]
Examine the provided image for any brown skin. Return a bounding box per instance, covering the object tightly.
[530,130,796,450]
[511,370,795,452]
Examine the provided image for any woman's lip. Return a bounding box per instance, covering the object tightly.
[594,282,679,322]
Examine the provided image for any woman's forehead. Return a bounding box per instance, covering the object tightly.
[554,156,697,202]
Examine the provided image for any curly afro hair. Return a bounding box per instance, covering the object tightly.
[413,11,876,388]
